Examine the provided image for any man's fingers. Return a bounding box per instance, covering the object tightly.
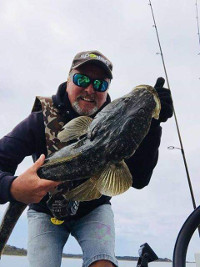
[39,179,61,191]
[154,77,165,89]
[30,154,61,191]
[31,154,46,172]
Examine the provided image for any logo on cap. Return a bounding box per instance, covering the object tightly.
[80,53,110,66]
[89,53,97,58]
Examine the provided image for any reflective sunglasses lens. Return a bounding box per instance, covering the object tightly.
[93,80,108,92]
[73,74,90,88]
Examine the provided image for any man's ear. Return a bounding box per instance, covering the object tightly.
[67,73,71,83]
[66,74,72,90]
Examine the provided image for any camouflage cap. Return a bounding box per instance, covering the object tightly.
[70,50,113,79]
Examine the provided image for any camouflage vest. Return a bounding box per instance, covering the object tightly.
[32,96,67,155]
[32,96,79,219]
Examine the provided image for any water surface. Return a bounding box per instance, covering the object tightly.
[0,255,196,267]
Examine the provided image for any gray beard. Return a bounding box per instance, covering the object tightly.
[72,101,98,116]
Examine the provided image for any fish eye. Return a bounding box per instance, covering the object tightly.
[124,97,131,103]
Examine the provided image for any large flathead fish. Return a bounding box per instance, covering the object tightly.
[0,85,160,257]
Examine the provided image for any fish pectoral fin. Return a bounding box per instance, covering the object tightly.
[63,177,102,201]
[95,161,132,196]
[57,116,93,143]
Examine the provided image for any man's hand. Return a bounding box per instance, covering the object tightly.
[10,154,61,204]
[154,77,173,122]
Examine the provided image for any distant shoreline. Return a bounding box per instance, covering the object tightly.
[3,245,172,262]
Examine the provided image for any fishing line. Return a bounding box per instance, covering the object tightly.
[195,0,200,53]
[148,0,197,212]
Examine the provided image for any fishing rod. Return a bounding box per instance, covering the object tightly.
[148,1,198,219]
[195,0,200,53]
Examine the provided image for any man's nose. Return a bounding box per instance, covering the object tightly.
[84,83,95,94]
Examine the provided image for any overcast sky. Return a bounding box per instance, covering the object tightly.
[0,0,200,262]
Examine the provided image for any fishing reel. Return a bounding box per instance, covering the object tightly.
[136,243,158,267]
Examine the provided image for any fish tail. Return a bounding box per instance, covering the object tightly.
[0,202,27,257]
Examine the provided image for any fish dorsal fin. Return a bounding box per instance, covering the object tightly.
[57,116,93,143]
[95,161,132,196]
[63,177,102,201]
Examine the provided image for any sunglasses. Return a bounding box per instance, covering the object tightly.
[70,73,109,92]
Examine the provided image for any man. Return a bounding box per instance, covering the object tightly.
[0,50,173,267]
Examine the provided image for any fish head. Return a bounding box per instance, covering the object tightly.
[106,85,161,160]
[132,85,161,119]
[121,85,160,134]
[121,85,161,120]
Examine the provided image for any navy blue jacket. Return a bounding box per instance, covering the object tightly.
[0,82,162,218]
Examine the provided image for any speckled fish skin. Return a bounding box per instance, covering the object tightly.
[37,85,160,181]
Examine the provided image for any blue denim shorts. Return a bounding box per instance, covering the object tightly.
[27,204,118,267]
